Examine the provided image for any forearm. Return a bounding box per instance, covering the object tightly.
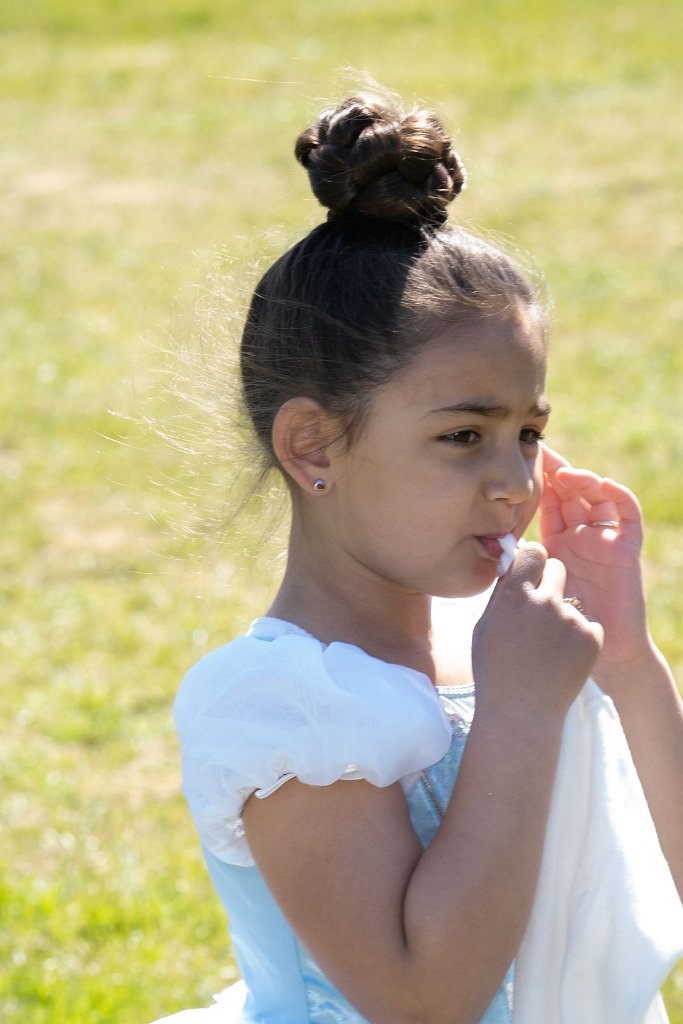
[399,707,564,1023]
[595,643,683,899]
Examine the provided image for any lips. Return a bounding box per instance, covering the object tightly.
[475,535,505,560]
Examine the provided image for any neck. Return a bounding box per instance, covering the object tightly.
[267,519,436,677]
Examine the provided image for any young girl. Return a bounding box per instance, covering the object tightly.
[154,93,683,1024]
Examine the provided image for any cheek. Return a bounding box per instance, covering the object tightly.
[521,456,544,530]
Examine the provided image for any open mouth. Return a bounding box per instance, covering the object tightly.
[475,535,504,560]
[475,533,517,576]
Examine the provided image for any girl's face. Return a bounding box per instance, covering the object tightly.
[327,306,549,599]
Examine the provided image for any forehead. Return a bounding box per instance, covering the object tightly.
[387,309,547,409]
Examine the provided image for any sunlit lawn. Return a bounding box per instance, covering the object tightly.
[1,0,682,1019]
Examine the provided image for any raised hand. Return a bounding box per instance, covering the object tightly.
[539,444,650,670]
[473,542,602,721]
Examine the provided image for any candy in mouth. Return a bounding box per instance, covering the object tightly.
[496,533,517,576]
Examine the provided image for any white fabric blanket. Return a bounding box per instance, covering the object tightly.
[513,678,683,1024]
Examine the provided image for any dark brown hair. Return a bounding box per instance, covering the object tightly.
[240,93,542,474]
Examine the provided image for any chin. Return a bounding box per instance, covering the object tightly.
[431,570,498,601]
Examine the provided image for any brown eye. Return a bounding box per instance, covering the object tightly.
[520,429,545,446]
[441,430,480,446]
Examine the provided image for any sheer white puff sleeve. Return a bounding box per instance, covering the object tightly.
[174,630,452,867]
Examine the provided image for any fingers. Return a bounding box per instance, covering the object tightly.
[538,471,566,535]
[502,541,547,589]
[539,444,574,534]
[543,445,617,516]
[499,543,601,636]
[487,542,604,681]
[541,445,643,546]
[595,478,643,546]
[499,542,567,598]
[535,554,567,598]
[541,444,572,474]
[551,470,641,543]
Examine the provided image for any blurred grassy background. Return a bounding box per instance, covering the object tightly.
[1,0,681,1020]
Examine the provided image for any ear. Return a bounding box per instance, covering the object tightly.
[271,397,340,494]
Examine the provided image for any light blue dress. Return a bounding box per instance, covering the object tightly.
[156,615,513,1023]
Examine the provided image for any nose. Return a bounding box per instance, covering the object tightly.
[483,447,536,504]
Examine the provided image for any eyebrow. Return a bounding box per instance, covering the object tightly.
[426,400,552,418]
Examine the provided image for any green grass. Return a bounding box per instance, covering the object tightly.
[1,0,682,1019]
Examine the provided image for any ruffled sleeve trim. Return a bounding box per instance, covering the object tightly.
[174,622,453,866]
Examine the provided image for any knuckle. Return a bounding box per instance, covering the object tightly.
[524,541,548,559]
[574,622,602,662]
[518,542,548,574]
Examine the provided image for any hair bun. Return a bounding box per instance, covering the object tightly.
[295,94,466,227]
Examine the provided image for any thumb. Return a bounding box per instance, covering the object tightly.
[492,541,548,597]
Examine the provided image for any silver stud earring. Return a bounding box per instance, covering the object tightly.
[312,479,326,491]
